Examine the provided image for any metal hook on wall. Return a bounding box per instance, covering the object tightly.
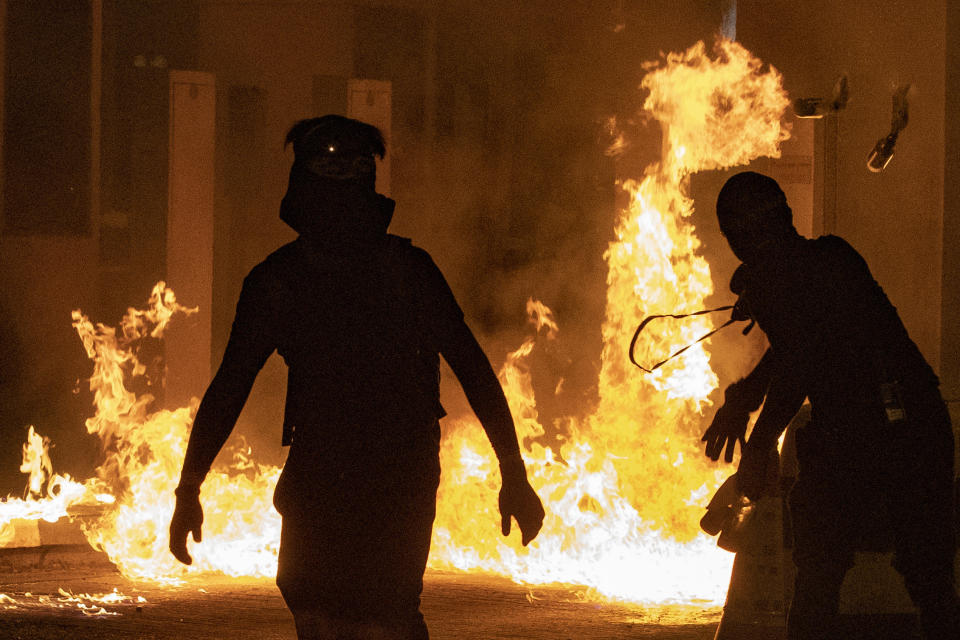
[866,83,911,173]
[792,74,849,119]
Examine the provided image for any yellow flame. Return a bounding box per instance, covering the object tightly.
[0,38,789,610]
[70,283,281,581]
[0,588,146,617]
[20,426,52,499]
[526,299,559,340]
[0,284,279,580]
[0,425,92,542]
[427,38,789,604]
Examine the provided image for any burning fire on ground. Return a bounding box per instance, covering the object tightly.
[0,39,788,610]
[0,589,146,618]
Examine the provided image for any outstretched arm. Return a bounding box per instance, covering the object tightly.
[441,319,544,546]
[703,348,776,462]
[736,361,806,500]
[169,276,277,564]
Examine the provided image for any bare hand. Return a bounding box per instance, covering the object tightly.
[169,492,203,565]
[498,478,545,546]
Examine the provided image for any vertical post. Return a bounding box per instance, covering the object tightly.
[165,70,215,410]
[348,79,392,196]
[0,0,6,228]
[774,117,816,238]
[423,3,438,220]
[941,0,960,415]
[816,115,839,235]
[90,0,102,244]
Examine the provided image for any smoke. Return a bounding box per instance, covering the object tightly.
[0,1,745,480]
[390,4,624,435]
[382,1,747,439]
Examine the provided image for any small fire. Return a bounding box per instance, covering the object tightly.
[20,426,52,499]
[0,38,789,610]
[70,283,281,581]
[0,588,146,617]
[0,424,98,543]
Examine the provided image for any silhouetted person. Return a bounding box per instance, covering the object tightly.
[703,172,958,640]
[168,115,545,640]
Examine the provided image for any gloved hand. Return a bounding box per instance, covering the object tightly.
[169,485,204,565]
[703,375,769,462]
[498,471,545,546]
[702,402,751,463]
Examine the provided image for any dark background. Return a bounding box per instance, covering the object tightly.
[0,0,956,493]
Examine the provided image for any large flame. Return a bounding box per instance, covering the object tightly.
[0,284,281,581]
[0,38,788,608]
[70,283,281,581]
[428,38,789,604]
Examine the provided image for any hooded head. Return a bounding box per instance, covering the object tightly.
[280,115,395,241]
[716,171,796,264]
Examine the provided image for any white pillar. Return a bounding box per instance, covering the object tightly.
[165,70,215,410]
[348,79,392,196]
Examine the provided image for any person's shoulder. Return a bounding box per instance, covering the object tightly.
[264,239,304,264]
[808,234,870,273]
[386,235,460,309]
[809,234,858,255]
[244,240,303,285]
[386,234,437,269]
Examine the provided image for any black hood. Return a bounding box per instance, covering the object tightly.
[279,163,395,242]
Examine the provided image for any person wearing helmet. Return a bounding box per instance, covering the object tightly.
[167,115,545,640]
[705,171,958,640]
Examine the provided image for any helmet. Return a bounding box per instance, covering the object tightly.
[285,115,385,184]
[279,116,392,237]
[716,172,794,263]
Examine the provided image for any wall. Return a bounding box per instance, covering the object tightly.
[8,1,949,488]
[195,2,357,463]
[0,1,103,491]
[738,0,948,376]
[187,0,729,462]
[0,238,100,489]
[941,0,960,404]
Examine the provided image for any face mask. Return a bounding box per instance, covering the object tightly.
[279,164,391,239]
[722,228,784,266]
[718,203,795,266]
[305,152,376,184]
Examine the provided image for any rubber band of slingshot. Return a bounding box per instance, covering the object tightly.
[628,306,736,374]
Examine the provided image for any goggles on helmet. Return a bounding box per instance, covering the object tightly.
[304,152,375,181]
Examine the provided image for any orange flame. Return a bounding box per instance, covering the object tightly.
[70,283,280,581]
[0,426,96,543]
[427,38,789,604]
[0,588,146,617]
[0,38,788,610]
[20,426,52,499]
